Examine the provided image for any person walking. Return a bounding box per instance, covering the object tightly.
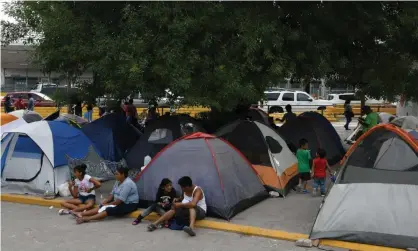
[27,93,35,111]
[344,100,354,130]
[4,96,13,113]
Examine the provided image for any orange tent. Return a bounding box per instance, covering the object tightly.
[1,113,18,126]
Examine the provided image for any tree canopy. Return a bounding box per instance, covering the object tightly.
[2,2,418,109]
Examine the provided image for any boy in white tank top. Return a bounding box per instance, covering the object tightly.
[147,176,206,236]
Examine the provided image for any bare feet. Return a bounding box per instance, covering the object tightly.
[76,217,87,224]
[70,211,82,218]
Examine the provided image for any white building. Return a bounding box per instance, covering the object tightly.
[1,45,93,92]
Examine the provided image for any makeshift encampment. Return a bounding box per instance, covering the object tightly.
[310,124,418,249]
[135,132,268,220]
[279,112,345,165]
[216,120,298,196]
[126,115,204,170]
[81,113,141,161]
[1,113,18,125]
[1,121,103,195]
[10,110,43,123]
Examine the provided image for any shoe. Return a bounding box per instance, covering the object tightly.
[321,193,325,197]
[132,217,142,225]
[302,189,308,194]
[183,226,196,237]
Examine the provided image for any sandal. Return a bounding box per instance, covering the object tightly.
[183,226,196,237]
[147,224,157,232]
[58,209,70,215]
[132,218,141,225]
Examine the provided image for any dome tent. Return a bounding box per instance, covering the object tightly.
[216,120,298,196]
[310,124,418,249]
[279,112,345,165]
[1,121,103,195]
[1,113,18,125]
[126,115,205,169]
[81,113,141,161]
[135,132,268,220]
[10,110,43,123]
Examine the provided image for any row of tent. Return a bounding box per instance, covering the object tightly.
[2,108,416,248]
[1,109,345,211]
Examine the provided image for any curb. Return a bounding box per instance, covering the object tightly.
[1,194,403,251]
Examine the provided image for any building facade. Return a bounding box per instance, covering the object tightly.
[1,45,93,93]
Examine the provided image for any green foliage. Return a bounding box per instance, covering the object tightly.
[2,2,418,108]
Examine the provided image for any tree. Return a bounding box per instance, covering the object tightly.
[3,1,418,109]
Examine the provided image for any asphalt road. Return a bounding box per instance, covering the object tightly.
[1,202,314,251]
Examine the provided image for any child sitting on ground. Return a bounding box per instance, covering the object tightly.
[296,138,311,193]
[59,164,101,215]
[311,148,332,197]
[132,178,177,226]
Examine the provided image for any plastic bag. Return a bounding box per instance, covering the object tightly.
[58,182,71,197]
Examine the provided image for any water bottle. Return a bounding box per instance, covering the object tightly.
[43,180,55,200]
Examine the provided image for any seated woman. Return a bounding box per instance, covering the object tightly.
[132,178,177,225]
[74,167,139,224]
[147,176,206,237]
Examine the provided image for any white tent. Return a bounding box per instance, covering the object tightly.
[1,121,102,195]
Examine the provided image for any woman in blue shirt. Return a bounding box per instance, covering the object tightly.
[74,167,139,224]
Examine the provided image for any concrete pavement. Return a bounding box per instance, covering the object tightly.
[1,202,313,251]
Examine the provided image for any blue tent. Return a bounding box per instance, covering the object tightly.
[81,113,141,161]
[1,121,103,194]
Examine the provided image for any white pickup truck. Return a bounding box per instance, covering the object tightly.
[259,90,333,113]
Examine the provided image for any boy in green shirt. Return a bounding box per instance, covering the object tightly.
[359,106,379,134]
[296,138,311,193]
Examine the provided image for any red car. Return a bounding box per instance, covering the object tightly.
[1,92,56,107]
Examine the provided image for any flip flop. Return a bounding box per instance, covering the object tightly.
[58,209,70,215]
[147,224,157,232]
[132,218,141,225]
[183,226,196,237]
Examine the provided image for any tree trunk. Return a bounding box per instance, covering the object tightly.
[359,89,366,116]
[67,78,72,113]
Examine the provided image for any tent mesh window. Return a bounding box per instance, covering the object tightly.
[66,146,136,180]
[220,122,271,166]
[340,128,418,185]
[148,128,173,144]
[265,136,283,154]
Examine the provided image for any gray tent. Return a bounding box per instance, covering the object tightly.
[310,124,418,249]
[135,132,268,220]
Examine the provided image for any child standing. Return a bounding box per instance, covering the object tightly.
[132,178,177,225]
[311,148,332,197]
[59,164,101,215]
[296,138,311,193]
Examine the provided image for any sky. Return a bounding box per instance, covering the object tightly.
[1,2,15,23]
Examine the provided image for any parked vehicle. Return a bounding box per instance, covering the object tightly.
[1,91,56,107]
[327,93,385,105]
[259,90,333,113]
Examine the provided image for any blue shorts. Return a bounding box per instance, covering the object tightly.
[78,194,96,204]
